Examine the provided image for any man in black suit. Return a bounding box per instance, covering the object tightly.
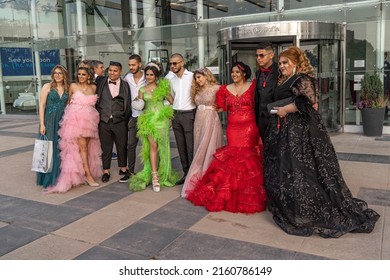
[96,61,131,182]
[254,42,279,142]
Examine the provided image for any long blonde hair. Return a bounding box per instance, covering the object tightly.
[50,65,70,92]
[191,68,218,103]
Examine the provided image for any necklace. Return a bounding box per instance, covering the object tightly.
[233,82,246,96]
[146,83,156,93]
[280,74,295,86]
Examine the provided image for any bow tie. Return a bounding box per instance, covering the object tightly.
[261,68,271,73]
[109,80,117,85]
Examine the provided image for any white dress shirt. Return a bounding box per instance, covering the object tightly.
[124,70,146,117]
[166,69,195,110]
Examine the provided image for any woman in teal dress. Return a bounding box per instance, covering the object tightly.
[129,63,179,192]
[36,65,69,188]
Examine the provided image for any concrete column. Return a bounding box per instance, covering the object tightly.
[131,0,139,54]
[377,2,385,83]
[31,0,42,106]
[76,0,85,60]
[143,0,157,62]
[197,0,204,68]
[0,55,5,114]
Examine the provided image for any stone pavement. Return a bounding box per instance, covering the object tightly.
[0,115,389,260]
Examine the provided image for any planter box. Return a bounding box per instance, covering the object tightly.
[361,108,386,136]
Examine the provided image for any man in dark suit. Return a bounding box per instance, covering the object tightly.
[254,42,279,142]
[96,61,131,183]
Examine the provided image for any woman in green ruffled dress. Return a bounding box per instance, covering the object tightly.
[129,63,179,192]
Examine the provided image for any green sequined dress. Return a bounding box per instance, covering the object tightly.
[129,79,179,191]
[36,88,68,188]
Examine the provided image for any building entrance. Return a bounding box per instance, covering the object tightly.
[217,21,345,132]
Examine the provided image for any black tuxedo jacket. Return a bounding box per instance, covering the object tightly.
[95,76,132,122]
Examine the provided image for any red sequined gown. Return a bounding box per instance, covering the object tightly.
[187,81,267,213]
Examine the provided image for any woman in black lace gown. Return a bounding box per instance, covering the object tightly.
[264,46,379,238]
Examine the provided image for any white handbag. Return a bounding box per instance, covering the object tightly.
[31,134,53,173]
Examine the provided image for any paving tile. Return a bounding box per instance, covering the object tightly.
[99,181,134,196]
[75,246,145,260]
[358,188,390,207]
[382,207,390,259]
[63,186,131,212]
[1,234,93,260]
[100,221,184,259]
[337,152,390,164]
[0,194,89,232]
[189,211,307,253]
[0,225,46,256]
[156,231,230,259]
[156,231,327,260]
[0,119,389,260]
[0,144,34,157]
[0,131,36,139]
[0,122,37,130]
[54,190,178,244]
[142,197,208,230]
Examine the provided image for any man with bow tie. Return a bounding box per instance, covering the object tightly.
[254,42,279,142]
[95,61,131,183]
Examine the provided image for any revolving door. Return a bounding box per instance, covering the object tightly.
[217,21,346,132]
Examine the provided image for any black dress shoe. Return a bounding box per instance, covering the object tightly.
[176,175,186,185]
[101,173,110,183]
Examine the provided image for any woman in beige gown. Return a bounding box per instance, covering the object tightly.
[181,68,224,198]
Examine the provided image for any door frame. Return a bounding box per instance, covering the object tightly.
[217,21,346,132]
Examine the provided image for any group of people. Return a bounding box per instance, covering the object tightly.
[36,44,380,238]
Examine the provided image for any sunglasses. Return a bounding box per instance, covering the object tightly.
[169,61,182,66]
[255,53,271,58]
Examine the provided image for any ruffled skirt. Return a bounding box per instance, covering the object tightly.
[46,104,102,193]
[187,145,267,214]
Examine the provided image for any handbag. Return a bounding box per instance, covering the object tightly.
[267,97,294,113]
[31,134,53,173]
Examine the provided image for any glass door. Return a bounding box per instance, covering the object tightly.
[301,41,342,131]
[219,39,343,131]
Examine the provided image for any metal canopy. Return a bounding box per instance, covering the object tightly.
[217,21,345,46]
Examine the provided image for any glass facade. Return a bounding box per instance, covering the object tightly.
[0,0,389,133]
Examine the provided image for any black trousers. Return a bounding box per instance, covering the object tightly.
[127,116,139,174]
[172,109,195,175]
[258,116,270,144]
[99,119,128,170]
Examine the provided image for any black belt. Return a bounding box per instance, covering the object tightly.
[174,109,195,114]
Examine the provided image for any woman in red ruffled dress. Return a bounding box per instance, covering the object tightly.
[187,61,267,214]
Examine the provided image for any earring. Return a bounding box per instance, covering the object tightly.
[293,68,296,75]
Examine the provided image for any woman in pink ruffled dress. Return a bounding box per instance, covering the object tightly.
[46,66,102,193]
[181,68,224,198]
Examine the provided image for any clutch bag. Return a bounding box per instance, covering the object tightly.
[267,97,294,113]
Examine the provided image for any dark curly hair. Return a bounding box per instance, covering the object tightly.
[144,64,160,80]
[231,61,251,80]
[76,66,94,84]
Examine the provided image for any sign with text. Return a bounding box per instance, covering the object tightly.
[1,48,60,76]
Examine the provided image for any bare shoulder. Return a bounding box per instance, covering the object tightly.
[69,83,77,90]
[40,83,51,95]
[42,83,51,90]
